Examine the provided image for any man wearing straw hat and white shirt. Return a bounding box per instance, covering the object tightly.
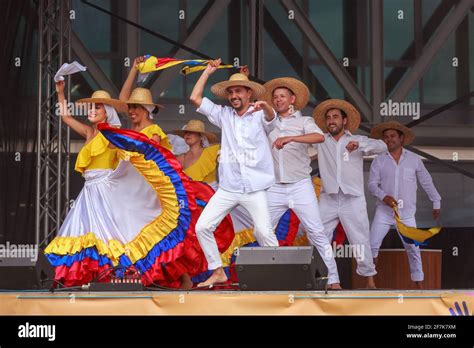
[368,121,441,289]
[313,99,387,288]
[190,58,279,287]
[262,77,342,289]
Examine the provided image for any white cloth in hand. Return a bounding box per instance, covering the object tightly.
[54,61,87,82]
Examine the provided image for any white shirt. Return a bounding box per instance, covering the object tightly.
[268,111,323,183]
[197,97,276,193]
[315,130,387,196]
[368,148,441,217]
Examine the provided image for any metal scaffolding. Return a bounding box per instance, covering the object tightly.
[36,0,71,247]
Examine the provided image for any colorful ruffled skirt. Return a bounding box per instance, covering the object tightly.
[45,124,234,287]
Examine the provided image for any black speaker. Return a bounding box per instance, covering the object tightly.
[0,248,54,290]
[235,246,328,290]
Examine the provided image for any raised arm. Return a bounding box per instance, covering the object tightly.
[119,56,146,101]
[55,81,93,139]
[190,58,221,107]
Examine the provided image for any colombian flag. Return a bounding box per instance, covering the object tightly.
[136,55,234,76]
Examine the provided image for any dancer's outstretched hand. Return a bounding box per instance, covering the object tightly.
[205,58,222,75]
[55,80,65,94]
[240,65,249,76]
[133,55,147,67]
[249,100,268,112]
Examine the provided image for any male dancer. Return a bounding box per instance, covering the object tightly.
[369,121,441,289]
[313,99,387,288]
[263,77,341,289]
[190,59,279,287]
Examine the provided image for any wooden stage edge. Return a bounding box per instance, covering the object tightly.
[0,289,473,315]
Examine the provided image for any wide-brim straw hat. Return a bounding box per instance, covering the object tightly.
[76,90,127,113]
[370,120,415,145]
[124,87,163,109]
[312,99,361,133]
[172,119,218,144]
[211,73,265,99]
[263,77,310,110]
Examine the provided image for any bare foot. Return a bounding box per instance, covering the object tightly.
[327,283,342,290]
[197,267,228,288]
[180,273,193,290]
[366,276,376,289]
[415,281,424,290]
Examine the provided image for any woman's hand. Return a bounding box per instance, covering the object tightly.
[55,80,65,94]
[133,55,147,68]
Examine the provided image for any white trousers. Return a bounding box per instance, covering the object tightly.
[267,178,340,284]
[319,191,377,277]
[370,208,424,281]
[195,188,279,270]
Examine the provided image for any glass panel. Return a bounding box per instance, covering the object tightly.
[308,0,344,59]
[72,0,111,52]
[309,65,344,100]
[140,0,179,55]
[422,32,456,104]
[186,0,209,25]
[422,0,443,26]
[383,0,414,60]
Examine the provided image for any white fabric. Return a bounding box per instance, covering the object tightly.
[195,188,279,270]
[54,61,87,82]
[269,111,324,183]
[319,190,377,277]
[202,181,254,231]
[57,162,162,244]
[368,149,441,218]
[201,135,210,148]
[197,97,276,193]
[104,105,122,127]
[137,72,151,84]
[267,178,340,284]
[370,209,424,281]
[168,134,189,155]
[143,105,155,120]
[315,131,387,196]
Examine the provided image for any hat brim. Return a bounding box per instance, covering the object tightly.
[211,80,266,99]
[172,129,218,144]
[124,100,164,109]
[76,98,127,113]
[312,99,361,133]
[263,78,310,111]
[370,122,415,145]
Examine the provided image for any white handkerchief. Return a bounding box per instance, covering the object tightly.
[137,72,151,84]
[54,61,87,82]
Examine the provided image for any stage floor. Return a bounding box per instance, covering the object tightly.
[0,289,472,315]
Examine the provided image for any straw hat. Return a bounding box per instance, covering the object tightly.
[312,99,361,133]
[263,77,310,110]
[76,90,127,113]
[211,73,265,99]
[370,120,415,145]
[172,119,218,144]
[124,87,163,108]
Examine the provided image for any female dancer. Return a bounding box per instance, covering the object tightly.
[45,81,234,288]
[120,56,172,150]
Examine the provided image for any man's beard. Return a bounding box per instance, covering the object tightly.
[387,142,402,152]
[231,98,243,110]
[328,124,343,136]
